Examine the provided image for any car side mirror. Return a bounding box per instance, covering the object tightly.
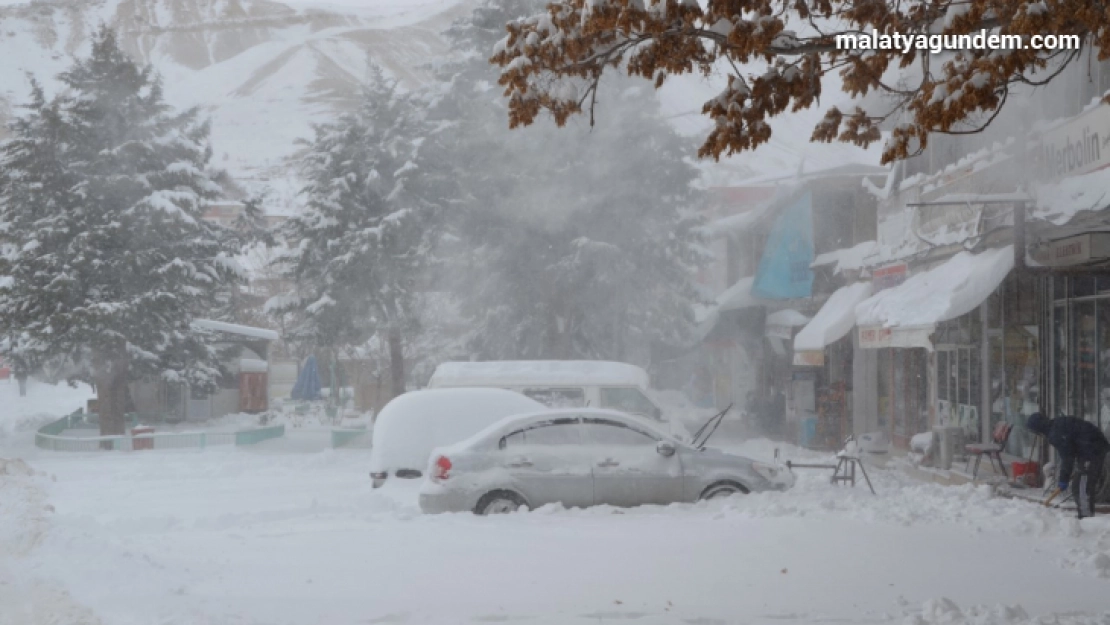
[652,407,663,421]
[656,441,676,457]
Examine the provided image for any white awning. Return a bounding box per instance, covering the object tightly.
[854,246,1013,348]
[766,309,810,327]
[793,282,871,352]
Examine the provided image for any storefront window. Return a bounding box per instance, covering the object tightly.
[1054,276,1068,301]
[877,349,890,431]
[958,348,970,405]
[886,349,928,445]
[1076,301,1098,423]
[938,348,949,400]
[1099,301,1110,429]
[1055,304,1069,417]
[987,289,1002,329]
[1073,276,1097,298]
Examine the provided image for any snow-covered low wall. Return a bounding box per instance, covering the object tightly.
[34,416,284,452]
[330,426,369,449]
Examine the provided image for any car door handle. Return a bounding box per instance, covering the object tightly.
[597,459,620,468]
[506,458,534,468]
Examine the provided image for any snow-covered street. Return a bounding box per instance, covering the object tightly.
[3,385,1110,625]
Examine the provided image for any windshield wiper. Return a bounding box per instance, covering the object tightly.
[690,403,732,450]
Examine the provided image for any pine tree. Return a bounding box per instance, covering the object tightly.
[269,67,435,399]
[426,0,708,363]
[0,27,243,435]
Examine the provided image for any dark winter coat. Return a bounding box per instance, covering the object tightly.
[1026,414,1110,483]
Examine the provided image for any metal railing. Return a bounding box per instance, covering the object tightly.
[35,415,286,452]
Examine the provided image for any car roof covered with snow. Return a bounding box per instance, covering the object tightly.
[428,360,650,389]
[368,388,547,473]
[435,408,675,456]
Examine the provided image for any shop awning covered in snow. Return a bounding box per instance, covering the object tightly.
[854,246,1013,349]
[766,308,809,328]
[793,282,872,354]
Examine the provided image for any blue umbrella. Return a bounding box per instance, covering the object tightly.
[291,355,322,401]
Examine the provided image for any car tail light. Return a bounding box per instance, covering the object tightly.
[432,455,452,481]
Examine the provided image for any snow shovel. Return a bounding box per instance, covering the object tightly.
[1043,487,1074,508]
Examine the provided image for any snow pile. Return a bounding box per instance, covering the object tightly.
[901,598,1108,625]
[0,379,95,446]
[856,246,1013,328]
[0,458,48,558]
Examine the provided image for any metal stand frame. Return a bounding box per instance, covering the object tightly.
[832,455,876,494]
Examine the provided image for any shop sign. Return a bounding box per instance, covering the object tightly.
[792,350,825,367]
[858,326,893,348]
[1030,232,1110,267]
[872,263,907,292]
[1033,103,1110,182]
[858,325,934,349]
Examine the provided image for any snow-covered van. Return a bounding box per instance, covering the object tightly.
[427,360,665,422]
[368,388,546,488]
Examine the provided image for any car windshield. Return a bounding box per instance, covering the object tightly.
[1,2,1096,624]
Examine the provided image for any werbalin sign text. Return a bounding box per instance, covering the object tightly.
[1040,125,1101,179]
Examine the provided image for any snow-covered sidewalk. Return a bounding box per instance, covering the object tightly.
[3,432,1110,625]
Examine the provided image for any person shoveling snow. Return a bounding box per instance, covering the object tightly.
[1026,412,1109,519]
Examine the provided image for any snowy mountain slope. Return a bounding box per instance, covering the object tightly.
[0,0,471,210]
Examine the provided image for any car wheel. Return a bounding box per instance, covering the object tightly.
[474,490,527,515]
[700,481,749,501]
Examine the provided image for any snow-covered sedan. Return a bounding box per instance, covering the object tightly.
[419,409,794,515]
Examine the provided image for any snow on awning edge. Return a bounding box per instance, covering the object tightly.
[793,282,871,352]
[854,246,1014,330]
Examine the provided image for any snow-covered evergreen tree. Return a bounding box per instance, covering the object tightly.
[0,27,243,435]
[426,0,708,363]
[269,67,436,398]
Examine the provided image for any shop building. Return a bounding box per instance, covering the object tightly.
[789,81,1110,465]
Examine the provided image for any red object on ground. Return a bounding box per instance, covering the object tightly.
[1012,460,1040,486]
[131,426,155,451]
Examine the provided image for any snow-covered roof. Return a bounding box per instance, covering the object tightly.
[811,241,878,274]
[794,282,872,352]
[704,189,791,239]
[766,309,809,327]
[1033,166,1110,226]
[193,319,280,342]
[717,276,772,313]
[855,246,1013,329]
[429,361,650,389]
[239,358,268,373]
